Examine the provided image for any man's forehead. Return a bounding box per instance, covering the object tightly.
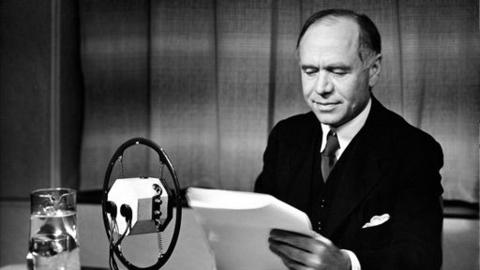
[299,17,360,53]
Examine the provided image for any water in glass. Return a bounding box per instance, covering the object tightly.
[27,188,80,270]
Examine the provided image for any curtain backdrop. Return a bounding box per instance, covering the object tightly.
[79,0,480,202]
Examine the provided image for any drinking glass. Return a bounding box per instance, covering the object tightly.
[26,188,80,270]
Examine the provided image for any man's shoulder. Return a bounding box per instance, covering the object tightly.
[266,112,320,145]
[272,111,318,133]
[374,102,442,157]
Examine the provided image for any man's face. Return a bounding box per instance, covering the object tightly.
[298,18,381,127]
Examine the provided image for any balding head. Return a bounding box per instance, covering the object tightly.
[296,9,381,62]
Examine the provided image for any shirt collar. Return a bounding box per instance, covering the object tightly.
[320,98,372,156]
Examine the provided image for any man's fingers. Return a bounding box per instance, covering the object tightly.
[270,229,330,254]
[271,228,331,246]
[268,229,349,269]
[269,238,322,268]
[269,242,308,269]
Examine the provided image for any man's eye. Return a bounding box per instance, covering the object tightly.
[303,68,318,76]
[331,69,347,76]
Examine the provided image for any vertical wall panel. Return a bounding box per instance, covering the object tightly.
[271,0,309,125]
[79,0,150,190]
[0,0,53,199]
[0,0,83,198]
[59,0,83,189]
[215,0,271,190]
[150,0,221,189]
[398,0,480,201]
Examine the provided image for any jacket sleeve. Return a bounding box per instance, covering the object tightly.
[254,122,281,195]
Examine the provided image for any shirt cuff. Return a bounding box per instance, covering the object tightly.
[341,249,361,270]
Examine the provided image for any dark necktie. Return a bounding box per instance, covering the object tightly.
[321,130,339,181]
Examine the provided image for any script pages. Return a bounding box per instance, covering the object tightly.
[187,188,312,270]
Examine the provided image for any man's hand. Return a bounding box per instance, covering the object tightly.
[268,229,351,270]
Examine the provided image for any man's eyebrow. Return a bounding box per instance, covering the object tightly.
[325,63,351,70]
[300,64,318,70]
[300,63,352,70]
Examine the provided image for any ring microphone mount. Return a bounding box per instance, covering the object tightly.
[102,138,182,270]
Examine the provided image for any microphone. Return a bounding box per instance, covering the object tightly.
[107,177,172,235]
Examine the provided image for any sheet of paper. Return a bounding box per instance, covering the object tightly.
[187,188,312,270]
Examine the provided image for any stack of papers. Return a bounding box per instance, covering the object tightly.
[187,188,312,270]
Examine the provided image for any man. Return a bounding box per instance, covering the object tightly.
[255,9,443,270]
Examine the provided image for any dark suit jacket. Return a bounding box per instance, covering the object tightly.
[255,97,443,270]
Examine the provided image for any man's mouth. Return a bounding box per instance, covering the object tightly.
[312,101,339,111]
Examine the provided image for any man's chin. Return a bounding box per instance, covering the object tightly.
[313,113,343,127]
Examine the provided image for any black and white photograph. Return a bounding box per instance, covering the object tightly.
[0,1,478,269]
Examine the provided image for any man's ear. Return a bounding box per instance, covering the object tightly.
[368,54,382,87]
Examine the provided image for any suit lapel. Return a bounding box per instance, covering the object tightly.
[323,98,393,237]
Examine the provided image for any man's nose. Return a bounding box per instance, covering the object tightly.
[314,71,333,94]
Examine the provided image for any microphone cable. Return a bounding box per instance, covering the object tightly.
[106,202,132,270]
